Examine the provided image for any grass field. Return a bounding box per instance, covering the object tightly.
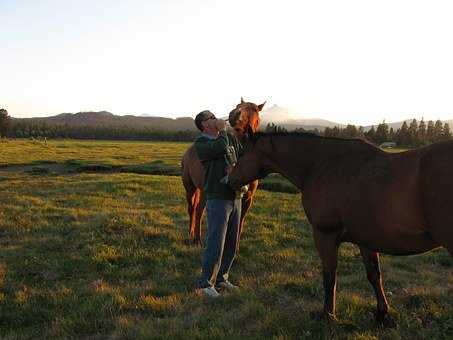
[0,139,452,339]
[0,139,297,193]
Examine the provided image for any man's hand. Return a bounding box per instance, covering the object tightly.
[226,165,234,175]
[215,119,227,131]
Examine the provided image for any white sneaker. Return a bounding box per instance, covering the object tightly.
[216,281,239,291]
[198,286,221,298]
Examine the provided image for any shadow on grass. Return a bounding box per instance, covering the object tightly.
[1,160,300,193]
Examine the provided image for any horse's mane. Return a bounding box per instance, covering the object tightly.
[250,131,377,148]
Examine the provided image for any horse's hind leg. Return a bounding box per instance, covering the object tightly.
[313,228,340,320]
[185,187,200,245]
[193,190,206,246]
[359,246,391,325]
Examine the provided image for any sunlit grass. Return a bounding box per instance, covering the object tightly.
[0,139,451,339]
[0,138,189,167]
[0,138,298,192]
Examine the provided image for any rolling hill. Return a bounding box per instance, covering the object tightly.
[14,111,197,131]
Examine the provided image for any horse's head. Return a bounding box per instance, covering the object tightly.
[228,97,265,137]
[229,134,274,190]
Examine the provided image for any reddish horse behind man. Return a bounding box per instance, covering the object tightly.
[181,99,265,245]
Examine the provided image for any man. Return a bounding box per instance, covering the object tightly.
[194,110,244,298]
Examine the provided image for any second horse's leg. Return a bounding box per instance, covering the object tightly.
[313,228,340,320]
[359,246,391,325]
[194,191,206,246]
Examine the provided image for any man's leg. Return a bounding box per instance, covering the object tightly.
[198,199,233,288]
[216,198,241,284]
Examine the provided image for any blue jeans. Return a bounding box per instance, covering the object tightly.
[198,198,241,288]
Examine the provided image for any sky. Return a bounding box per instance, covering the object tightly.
[1,0,453,126]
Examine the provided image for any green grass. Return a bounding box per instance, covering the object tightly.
[0,139,452,339]
[0,138,187,168]
[0,138,297,193]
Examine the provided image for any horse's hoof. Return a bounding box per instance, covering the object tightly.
[186,236,199,246]
[322,312,338,323]
[376,312,396,328]
[309,311,339,324]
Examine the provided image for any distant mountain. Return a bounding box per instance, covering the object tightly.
[260,104,344,130]
[14,111,197,131]
[261,104,296,123]
[13,109,453,133]
[283,118,346,129]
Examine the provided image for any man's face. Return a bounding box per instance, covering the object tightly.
[201,116,217,131]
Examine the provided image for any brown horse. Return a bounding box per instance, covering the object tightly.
[228,131,453,324]
[181,99,265,245]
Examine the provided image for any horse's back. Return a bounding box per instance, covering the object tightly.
[181,144,204,189]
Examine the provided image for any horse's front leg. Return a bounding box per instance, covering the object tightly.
[239,180,258,236]
[358,246,392,326]
[313,228,340,320]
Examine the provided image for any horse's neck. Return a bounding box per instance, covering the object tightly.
[268,136,377,189]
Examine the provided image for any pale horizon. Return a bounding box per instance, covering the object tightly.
[2,0,453,126]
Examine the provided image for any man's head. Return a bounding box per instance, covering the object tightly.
[195,110,216,132]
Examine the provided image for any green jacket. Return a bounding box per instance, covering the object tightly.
[194,130,242,200]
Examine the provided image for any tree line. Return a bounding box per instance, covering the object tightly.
[265,119,452,147]
[0,109,199,141]
[1,108,452,147]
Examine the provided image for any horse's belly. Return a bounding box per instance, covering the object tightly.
[339,181,439,254]
[344,224,440,255]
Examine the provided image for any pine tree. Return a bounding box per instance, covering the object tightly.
[0,108,11,137]
[434,120,443,142]
[265,123,275,132]
[397,121,409,146]
[331,126,340,137]
[418,118,426,145]
[389,127,395,142]
[408,119,418,146]
[442,123,451,141]
[342,124,359,138]
[358,126,365,138]
[426,120,435,143]
[375,121,389,144]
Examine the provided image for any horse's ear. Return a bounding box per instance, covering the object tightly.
[241,97,245,104]
[257,101,266,111]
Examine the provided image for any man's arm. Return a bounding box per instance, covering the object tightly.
[228,133,244,158]
[195,131,229,161]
